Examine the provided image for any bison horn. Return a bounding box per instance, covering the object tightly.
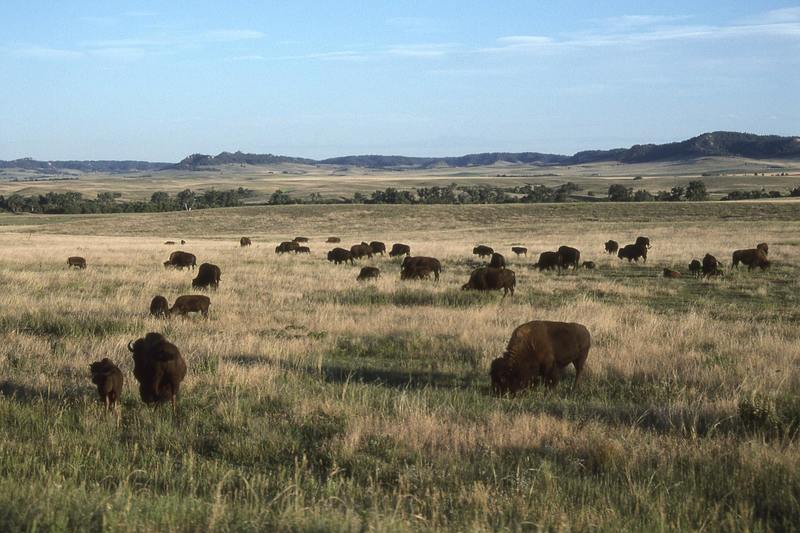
[127,341,134,352]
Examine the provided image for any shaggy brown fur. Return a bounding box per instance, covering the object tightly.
[275,241,299,254]
[192,263,221,290]
[327,247,354,265]
[240,237,252,247]
[350,243,373,259]
[635,236,651,249]
[557,246,580,270]
[89,358,124,411]
[617,244,647,263]
[732,248,771,271]
[511,246,527,256]
[149,295,170,317]
[702,253,722,277]
[472,245,494,258]
[536,251,561,271]
[604,240,619,254]
[357,266,381,281]
[461,267,516,297]
[401,256,442,281]
[389,243,411,257]
[128,332,187,411]
[488,252,506,269]
[67,256,86,269]
[164,251,196,270]
[689,259,702,275]
[169,295,210,318]
[369,241,387,255]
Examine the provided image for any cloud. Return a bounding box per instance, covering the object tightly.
[742,7,800,24]
[228,54,266,61]
[11,46,83,60]
[387,17,447,34]
[200,29,265,42]
[386,43,460,57]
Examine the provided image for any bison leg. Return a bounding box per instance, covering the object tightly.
[572,347,589,391]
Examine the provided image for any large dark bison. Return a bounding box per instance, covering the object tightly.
[688,260,702,276]
[192,263,221,290]
[732,248,770,271]
[635,236,651,249]
[149,296,170,318]
[275,241,299,254]
[293,236,309,243]
[240,237,252,247]
[350,243,373,260]
[389,243,411,257]
[557,246,580,270]
[462,267,516,297]
[489,252,506,269]
[369,241,386,255]
[128,332,187,411]
[357,266,381,281]
[169,295,210,318]
[164,251,197,270]
[757,242,769,255]
[327,247,354,265]
[490,321,590,395]
[89,358,124,411]
[604,240,619,254]
[536,251,561,271]
[473,245,494,258]
[294,246,311,254]
[617,244,647,263]
[511,246,527,257]
[67,256,87,269]
[702,254,722,277]
[401,256,442,281]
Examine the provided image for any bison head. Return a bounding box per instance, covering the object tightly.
[490,357,519,395]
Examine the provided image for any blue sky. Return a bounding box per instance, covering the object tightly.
[1,1,799,161]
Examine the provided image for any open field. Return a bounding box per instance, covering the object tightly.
[1,156,799,203]
[1,202,799,530]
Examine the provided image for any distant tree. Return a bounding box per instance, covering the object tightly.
[668,186,685,201]
[608,184,632,202]
[790,186,800,197]
[176,189,196,210]
[268,190,294,205]
[684,180,709,201]
[633,189,654,201]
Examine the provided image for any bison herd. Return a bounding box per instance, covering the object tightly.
[70,232,778,411]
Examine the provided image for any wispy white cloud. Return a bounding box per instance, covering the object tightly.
[201,29,265,42]
[387,17,447,34]
[11,46,84,60]
[595,15,690,29]
[741,7,800,24]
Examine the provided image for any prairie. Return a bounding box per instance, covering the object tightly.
[0,202,798,531]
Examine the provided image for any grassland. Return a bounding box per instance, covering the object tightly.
[0,202,798,531]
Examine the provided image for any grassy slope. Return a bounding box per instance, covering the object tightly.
[0,202,798,531]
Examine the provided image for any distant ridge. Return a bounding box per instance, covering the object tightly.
[2,132,799,172]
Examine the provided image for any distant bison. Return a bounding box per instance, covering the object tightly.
[462,267,515,296]
[327,247,354,265]
[369,241,386,255]
[149,296,170,318]
[536,251,561,271]
[663,268,681,278]
[604,240,619,254]
[582,261,596,270]
[357,266,381,281]
[180,240,186,244]
[389,243,411,257]
[326,237,341,243]
[490,320,591,395]
[275,241,299,254]
[689,259,702,276]
[67,256,86,269]
[240,237,252,247]
[617,244,647,263]
[557,246,580,270]
[635,236,651,249]
[732,248,770,271]
[401,264,436,280]
[164,251,196,270]
[757,242,769,255]
[293,237,309,243]
[702,254,722,277]
[350,243,373,259]
[169,295,210,318]
[89,358,124,411]
[401,256,442,281]
[489,252,506,269]
[164,241,176,245]
[128,332,187,411]
[473,245,494,258]
[511,246,527,256]
[192,263,221,290]
[294,246,311,254]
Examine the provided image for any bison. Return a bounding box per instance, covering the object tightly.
[663,268,681,278]
[582,261,596,270]
[164,241,176,245]
[536,251,561,271]
[192,263,221,290]
[489,252,506,269]
[604,240,619,254]
[89,358,124,411]
[169,295,210,318]
[489,321,590,395]
[401,265,435,280]
[635,236,651,249]
[67,256,86,269]
[557,246,580,270]
[511,246,527,257]
[240,237,252,247]
[294,246,311,254]
[369,241,386,255]
[128,332,187,411]
[389,243,411,257]
[350,243,373,260]
[293,237,309,243]
[473,245,494,258]
[275,241,299,254]
[149,295,170,318]
[702,254,722,277]
[462,267,516,297]
[401,256,442,281]
[327,247,354,265]
[757,242,769,255]
[326,237,341,243]
[617,244,647,263]
[164,251,196,270]
[732,248,770,271]
[357,266,381,281]
[688,259,702,276]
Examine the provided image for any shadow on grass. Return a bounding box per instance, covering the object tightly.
[0,381,86,403]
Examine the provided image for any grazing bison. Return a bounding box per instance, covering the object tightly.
[369,241,387,255]
[169,295,210,318]
[149,296,170,318]
[326,237,341,243]
[89,358,124,411]
[180,240,186,245]
[489,252,507,269]
[473,245,494,258]
[67,256,86,269]
[462,267,516,297]
[327,247,354,265]
[490,321,591,395]
[511,246,527,257]
[702,254,722,277]
[557,246,580,270]
[164,241,176,245]
[357,266,381,281]
[757,242,769,255]
[401,256,442,281]
[604,240,619,254]
[275,241,299,254]
[663,268,681,278]
[128,332,187,411]
[192,263,221,290]
[689,260,702,276]
[350,243,373,260]
[635,236,651,249]
[293,237,309,243]
[389,243,411,257]
[164,251,197,270]
[536,251,561,271]
[732,248,770,271]
[582,261,596,270]
[294,246,311,254]
[240,237,252,247]
[617,244,647,263]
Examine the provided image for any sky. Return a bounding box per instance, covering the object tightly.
[1,1,799,161]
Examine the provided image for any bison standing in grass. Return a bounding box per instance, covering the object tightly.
[689,259,702,276]
[67,256,86,269]
[536,251,561,271]
[617,244,647,263]
[604,240,619,254]
[164,251,196,270]
[635,236,651,249]
[582,261,596,270]
[369,241,386,255]
[128,332,187,412]
[489,252,506,269]
[170,295,210,318]
[240,237,252,247]
[732,248,770,271]
[326,236,341,243]
[89,358,124,412]
[293,237,309,243]
[490,321,591,395]
[557,246,580,270]
[327,248,354,265]
[401,256,442,281]
[757,242,769,255]
[389,243,411,257]
[462,267,516,297]
[473,245,494,258]
[294,246,311,254]
[357,266,381,281]
[149,296,170,318]
[702,254,722,277]
[275,241,299,254]
[192,263,221,290]
[350,243,373,260]
[511,246,527,257]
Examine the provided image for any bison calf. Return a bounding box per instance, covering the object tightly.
[89,358,124,411]
[401,256,441,281]
[128,332,187,412]
[170,295,210,318]
[149,295,170,317]
[67,256,86,269]
[604,240,619,254]
[511,246,527,256]
[357,266,381,281]
[240,237,252,247]
[688,259,702,276]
